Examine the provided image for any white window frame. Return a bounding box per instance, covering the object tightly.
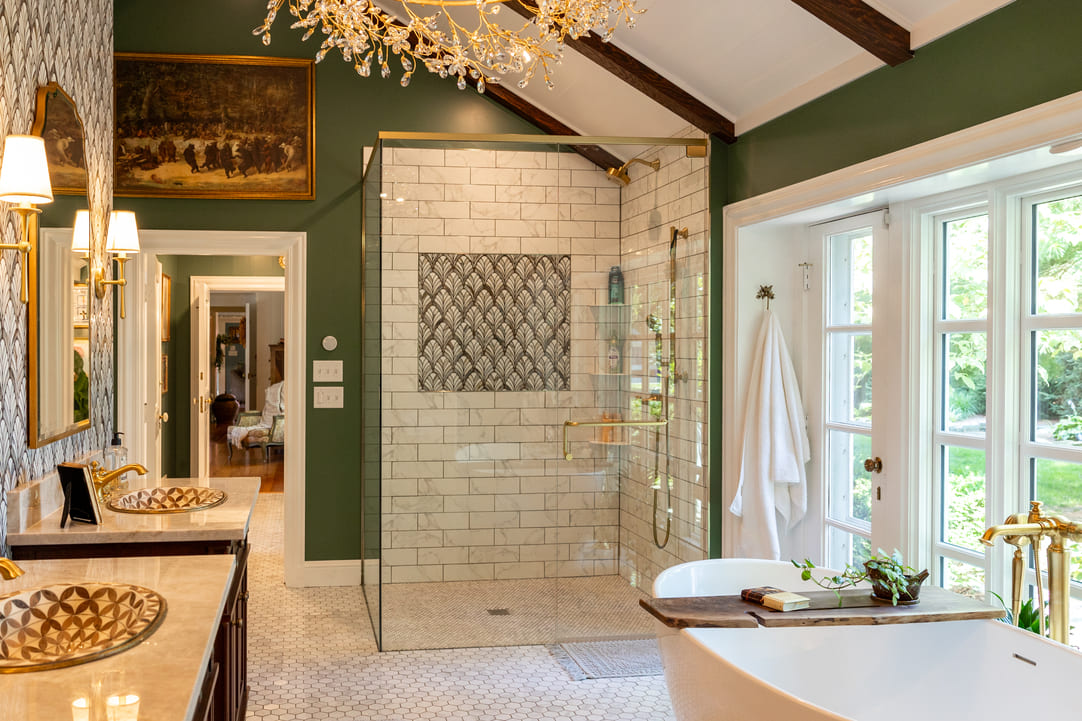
[904,166,1082,608]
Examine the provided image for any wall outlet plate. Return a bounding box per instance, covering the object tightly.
[313,360,343,383]
[313,386,343,409]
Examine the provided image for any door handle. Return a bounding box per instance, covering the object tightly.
[159,412,169,423]
[864,457,883,474]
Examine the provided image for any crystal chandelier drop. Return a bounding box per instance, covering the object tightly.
[255,0,642,93]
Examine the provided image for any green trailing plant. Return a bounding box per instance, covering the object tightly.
[793,549,928,606]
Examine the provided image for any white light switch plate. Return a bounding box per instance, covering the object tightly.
[313,360,343,383]
[313,386,344,409]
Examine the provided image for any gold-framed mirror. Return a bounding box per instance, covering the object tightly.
[28,82,91,447]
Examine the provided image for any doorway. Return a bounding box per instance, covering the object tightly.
[116,229,308,585]
[191,278,286,491]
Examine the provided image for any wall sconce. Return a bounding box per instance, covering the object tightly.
[0,135,54,303]
[94,210,140,319]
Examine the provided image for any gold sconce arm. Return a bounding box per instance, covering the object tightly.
[0,204,38,303]
[563,419,667,461]
[94,254,131,319]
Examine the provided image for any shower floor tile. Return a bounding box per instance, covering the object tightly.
[245,494,675,720]
[381,576,656,650]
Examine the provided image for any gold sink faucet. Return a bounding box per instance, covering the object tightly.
[981,501,1082,644]
[88,461,148,502]
[0,557,25,580]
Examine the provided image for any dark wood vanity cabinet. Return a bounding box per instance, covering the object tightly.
[192,547,248,721]
[215,542,250,721]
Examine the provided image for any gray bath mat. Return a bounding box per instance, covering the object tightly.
[547,638,664,680]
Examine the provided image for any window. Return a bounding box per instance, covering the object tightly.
[918,184,1082,624]
[932,210,989,599]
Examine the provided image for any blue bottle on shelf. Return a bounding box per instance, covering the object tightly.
[608,266,624,305]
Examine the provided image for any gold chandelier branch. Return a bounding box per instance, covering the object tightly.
[255,0,642,93]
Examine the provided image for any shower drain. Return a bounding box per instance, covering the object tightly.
[487,608,511,616]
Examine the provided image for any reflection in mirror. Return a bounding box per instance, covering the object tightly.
[28,82,91,448]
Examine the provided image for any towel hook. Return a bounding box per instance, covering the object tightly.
[756,284,775,310]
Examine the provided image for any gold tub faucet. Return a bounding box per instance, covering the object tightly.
[0,557,25,580]
[88,461,149,501]
[982,501,1082,644]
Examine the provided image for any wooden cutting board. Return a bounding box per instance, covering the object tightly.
[641,586,1004,629]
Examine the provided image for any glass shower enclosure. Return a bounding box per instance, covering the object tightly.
[361,131,711,651]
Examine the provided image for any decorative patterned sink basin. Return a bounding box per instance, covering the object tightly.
[107,486,227,514]
[0,583,166,673]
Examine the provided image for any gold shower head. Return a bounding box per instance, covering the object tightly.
[606,157,661,185]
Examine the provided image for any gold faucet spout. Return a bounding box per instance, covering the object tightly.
[89,462,149,500]
[0,557,25,580]
[979,522,1049,546]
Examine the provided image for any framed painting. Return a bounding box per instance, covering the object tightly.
[31,82,87,194]
[114,53,315,199]
[161,273,171,342]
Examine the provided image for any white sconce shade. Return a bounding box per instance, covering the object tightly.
[106,210,140,255]
[0,135,54,205]
[71,210,91,254]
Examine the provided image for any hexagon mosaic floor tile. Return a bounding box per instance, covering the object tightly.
[245,494,675,720]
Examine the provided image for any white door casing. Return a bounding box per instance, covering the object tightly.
[114,230,330,588]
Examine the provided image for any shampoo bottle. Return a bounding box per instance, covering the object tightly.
[607,335,621,374]
[608,266,624,305]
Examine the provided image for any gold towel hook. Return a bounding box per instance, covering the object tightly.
[756,284,775,310]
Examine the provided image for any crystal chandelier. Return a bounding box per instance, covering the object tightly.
[255,0,642,92]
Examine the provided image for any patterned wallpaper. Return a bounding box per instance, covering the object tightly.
[0,0,114,547]
[418,253,571,392]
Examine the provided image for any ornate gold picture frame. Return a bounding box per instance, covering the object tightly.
[114,53,315,200]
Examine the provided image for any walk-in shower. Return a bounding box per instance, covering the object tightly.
[361,131,711,651]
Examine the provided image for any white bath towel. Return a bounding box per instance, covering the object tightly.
[729,310,810,560]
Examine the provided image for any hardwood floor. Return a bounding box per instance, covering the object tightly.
[208,422,284,493]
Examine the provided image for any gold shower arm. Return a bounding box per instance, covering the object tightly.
[563,419,667,461]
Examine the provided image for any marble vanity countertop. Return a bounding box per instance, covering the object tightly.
[0,553,234,721]
[8,476,260,546]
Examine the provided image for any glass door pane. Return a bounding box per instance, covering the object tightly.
[824,226,874,568]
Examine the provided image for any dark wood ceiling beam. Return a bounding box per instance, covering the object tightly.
[789,0,913,66]
[507,1,736,143]
[478,80,625,170]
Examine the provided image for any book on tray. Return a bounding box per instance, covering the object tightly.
[740,586,810,611]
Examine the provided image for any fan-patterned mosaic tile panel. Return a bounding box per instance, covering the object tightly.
[418,253,571,392]
[0,0,114,551]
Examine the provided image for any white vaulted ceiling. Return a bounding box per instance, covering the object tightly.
[379,0,1016,139]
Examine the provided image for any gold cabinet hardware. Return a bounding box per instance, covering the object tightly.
[864,457,883,473]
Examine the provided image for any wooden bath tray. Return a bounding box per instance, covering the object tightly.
[641,587,1004,629]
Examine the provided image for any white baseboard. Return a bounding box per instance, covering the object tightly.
[285,559,363,588]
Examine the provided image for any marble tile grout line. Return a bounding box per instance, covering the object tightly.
[245,493,675,720]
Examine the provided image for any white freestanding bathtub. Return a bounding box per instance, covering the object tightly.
[652,559,1081,721]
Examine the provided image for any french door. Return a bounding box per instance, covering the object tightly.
[808,211,905,568]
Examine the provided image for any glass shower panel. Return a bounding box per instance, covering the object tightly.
[361,143,382,648]
[377,137,570,650]
[369,133,711,652]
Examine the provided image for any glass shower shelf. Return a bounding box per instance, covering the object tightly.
[589,439,629,446]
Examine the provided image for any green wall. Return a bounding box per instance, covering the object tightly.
[157,255,284,479]
[706,0,1082,555]
[114,0,544,561]
[724,0,1082,201]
